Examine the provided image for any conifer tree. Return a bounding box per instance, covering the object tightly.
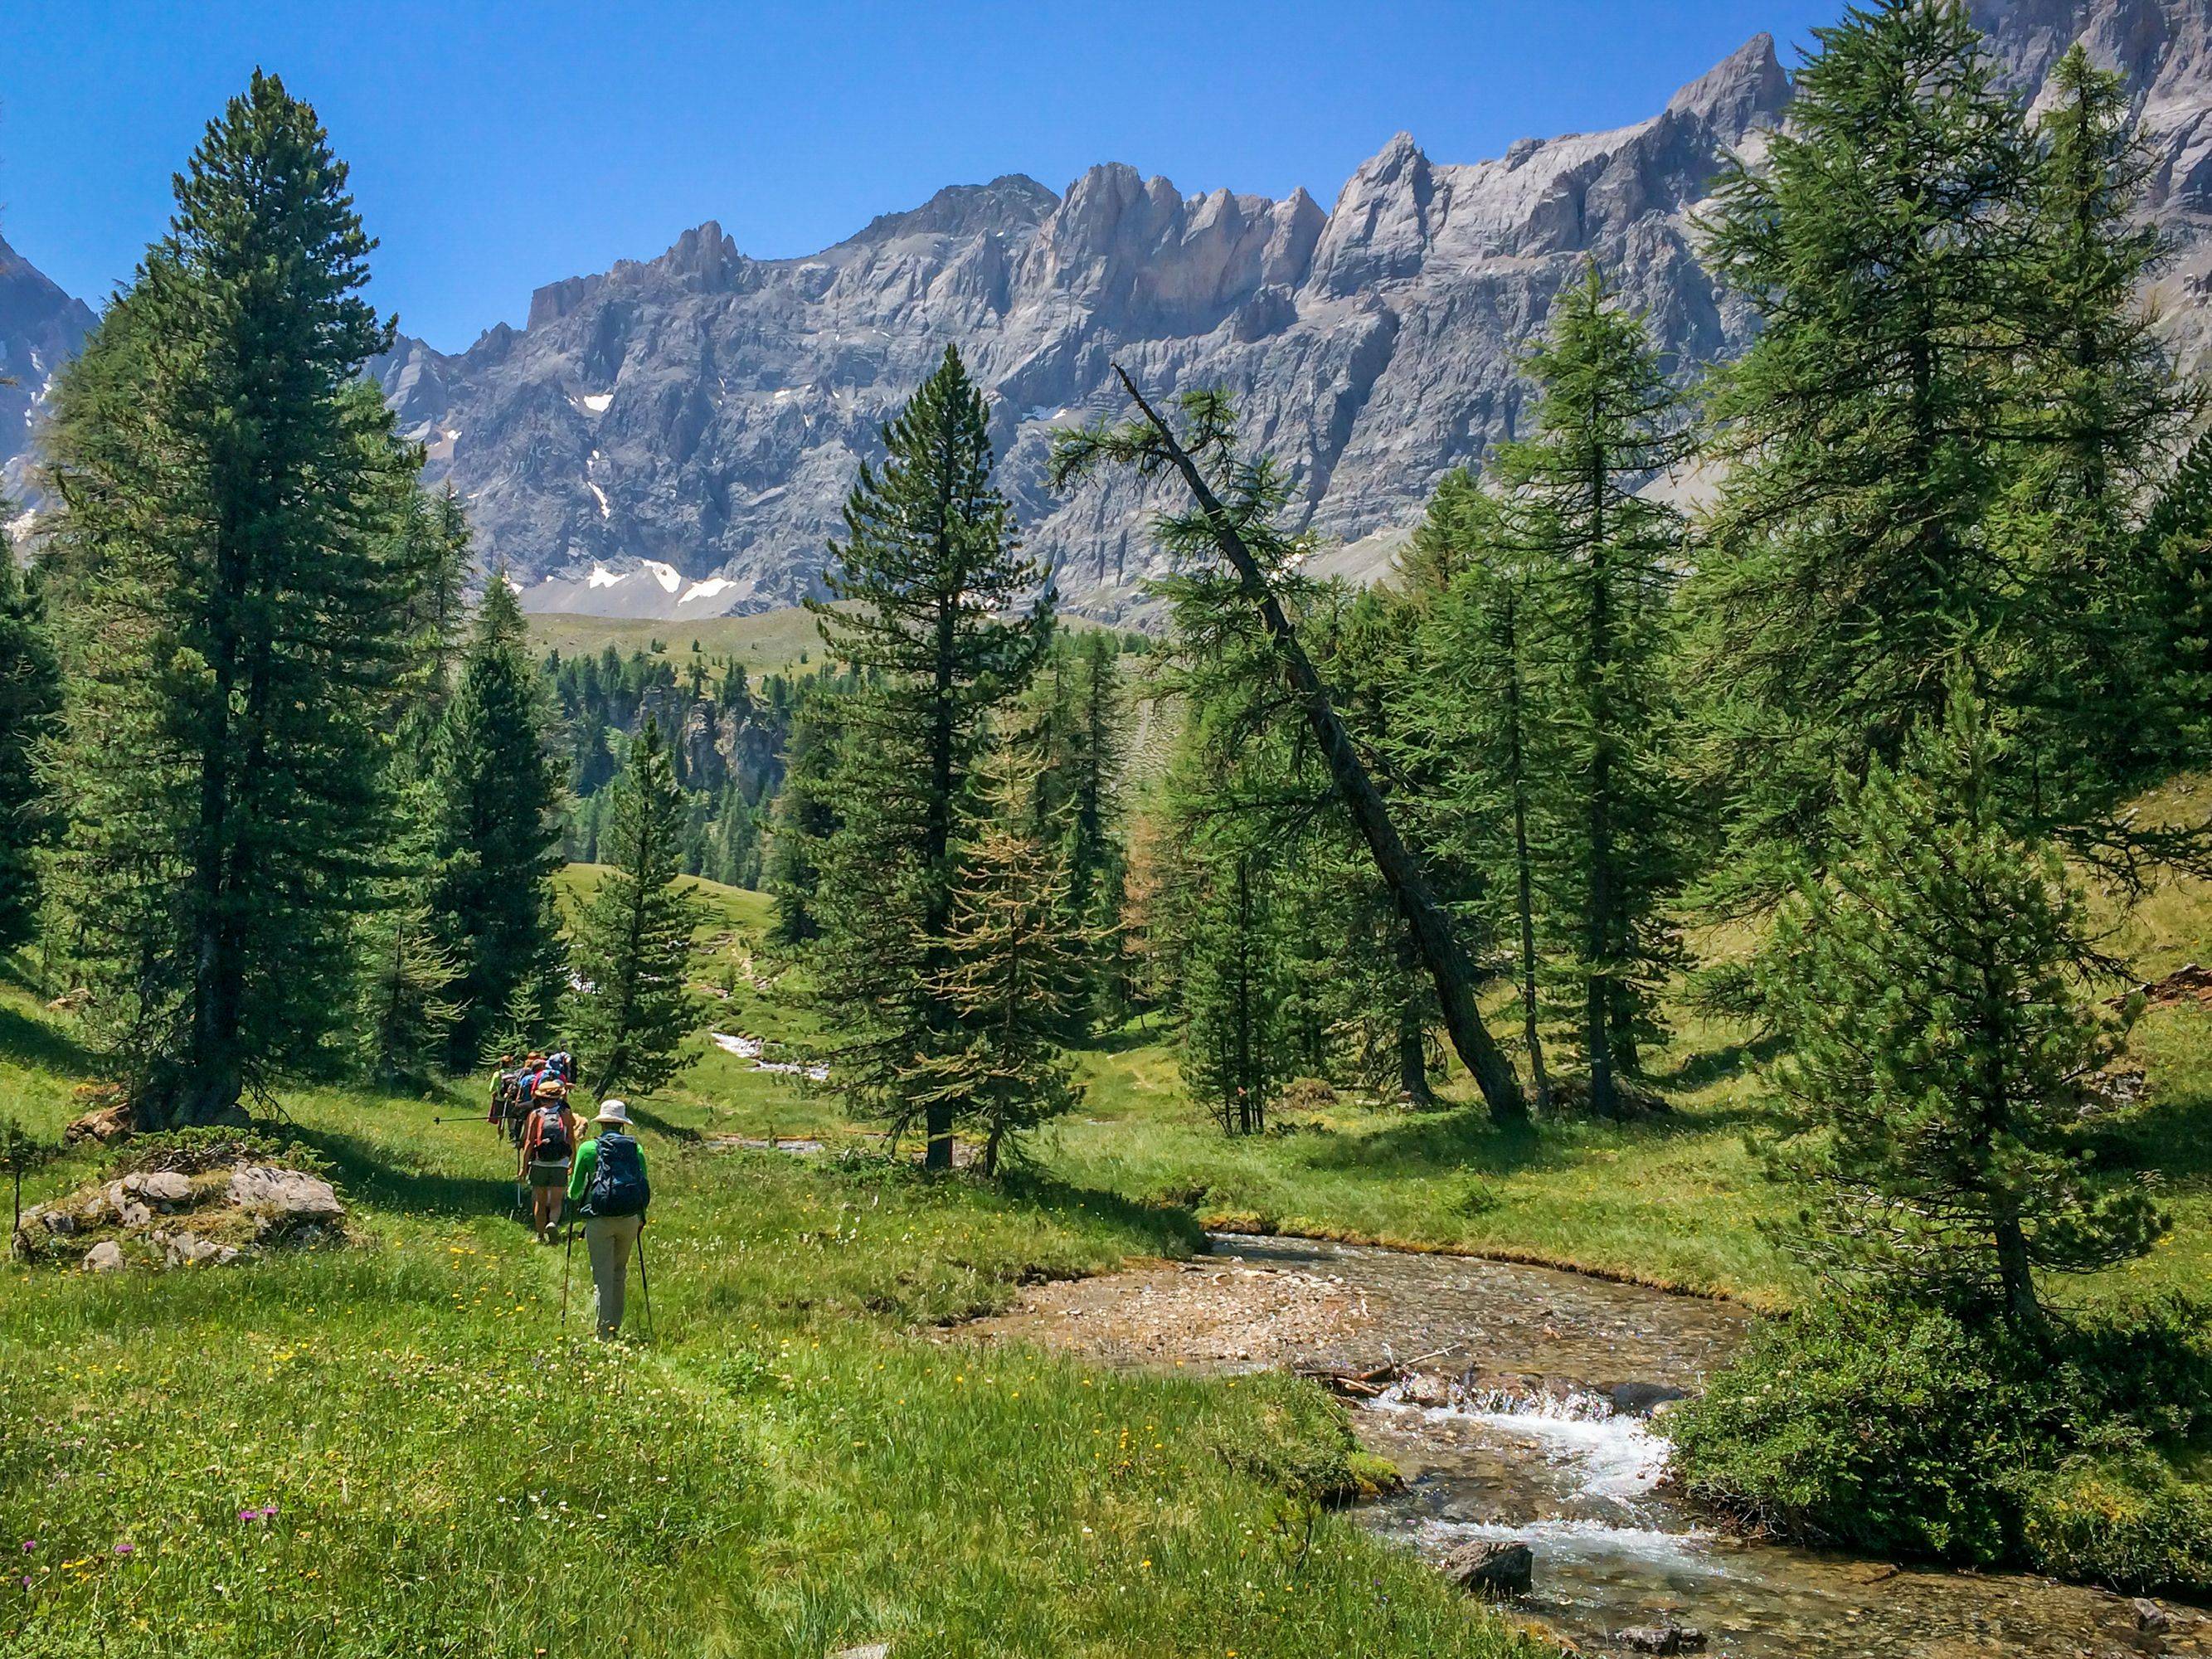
[1053,379,1528,1121]
[764,685,846,945]
[573,718,700,1097]
[911,747,1087,1175]
[0,541,60,951]
[1179,846,1291,1136]
[808,345,1051,1167]
[427,574,566,1064]
[2002,43,2207,849]
[394,487,474,714]
[1692,0,2039,895]
[1761,687,2164,1342]
[1495,265,1689,1117]
[1412,474,1555,1111]
[356,893,464,1087]
[41,73,421,1122]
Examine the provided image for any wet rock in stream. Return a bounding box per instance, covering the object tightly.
[1614,1623,1708,1654]
[1440,1537,1534,1598]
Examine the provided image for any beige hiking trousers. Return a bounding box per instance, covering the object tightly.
[583,1214,644,1337]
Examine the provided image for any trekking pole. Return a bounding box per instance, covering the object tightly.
[561,1221,575,1334]
[636,1228,654,1343]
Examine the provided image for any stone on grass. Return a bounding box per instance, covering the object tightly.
[163,1233,239,1268]
[1439,1539,1533,1598]
[37,1209,76,1237]
[63,1102,132,1146]
[226,1165,343,1226]
[131,1171,193,1208]
[81,1240,124,1272]
[1613,1624,1706,1654]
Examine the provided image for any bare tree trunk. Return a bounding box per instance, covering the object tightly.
[1397,1005,1434,1107]
[1111,367,1526,1122]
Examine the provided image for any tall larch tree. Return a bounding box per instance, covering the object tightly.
[1761,688,2164,1342]
[1497,265,1689,1117]
[1691,0,2039,898]
[808,345,1051,1169]
[427,572,566,1065]
[912,747,1087,1175]
[42,72,421,1123]
[1410,473,1556,1112]
[0,542,60,951]
[573,718,701,1098]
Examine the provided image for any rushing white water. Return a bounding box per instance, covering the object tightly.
[1422,1515,1725,1577]
[1375,1382,1670,1511]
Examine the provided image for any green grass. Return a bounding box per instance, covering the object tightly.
[1033,854,2212,1314]
[8,842,2210,1653]
[525,605,840,677]
[0,917,1537,1657]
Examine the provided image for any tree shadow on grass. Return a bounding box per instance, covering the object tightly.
[1649,1031,1788,1092]
[2084,1092,2212,1187]
[286,1122,522,1220]
[997,1167,1209,1257]
[1295,1107,1568,1180]
[0,999,99,1078]
[625,1101,704,1146]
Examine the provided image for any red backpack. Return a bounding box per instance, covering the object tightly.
[532,1105,572,1161]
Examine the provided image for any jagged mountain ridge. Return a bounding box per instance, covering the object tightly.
[13,2,2212,617]
[379,35,1790,619]
[0,233,97,518]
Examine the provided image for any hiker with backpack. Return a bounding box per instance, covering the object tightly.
[488,1055,519,1135]
[504,1052,547,1148]
[520,1078,579,1243]
[567,1100,651,1338]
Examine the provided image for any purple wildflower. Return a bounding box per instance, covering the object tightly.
[112,1544,134,1557]
[18,1541,31,1554]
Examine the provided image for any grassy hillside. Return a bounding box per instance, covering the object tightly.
[524,605,1131,679]
[526,606,839,675]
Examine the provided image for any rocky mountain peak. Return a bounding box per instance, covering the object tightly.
[1665,32,1791,130]
[852,174,1061,244]
[0,233,97,505]
[30,1,2212,618]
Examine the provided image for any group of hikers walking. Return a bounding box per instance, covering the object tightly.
[489,1050,651,1339]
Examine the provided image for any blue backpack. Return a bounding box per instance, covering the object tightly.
[583,1131,649,1219]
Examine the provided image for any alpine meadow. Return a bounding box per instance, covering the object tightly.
[18,5,2212,1657]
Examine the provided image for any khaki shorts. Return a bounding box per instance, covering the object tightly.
[528,1161,570,1190]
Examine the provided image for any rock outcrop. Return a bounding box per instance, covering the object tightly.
[1440,1538,1535,1598]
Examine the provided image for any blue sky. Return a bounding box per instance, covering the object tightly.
[5,1,1840,353]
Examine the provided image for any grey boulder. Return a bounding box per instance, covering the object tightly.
[226,1165,343,1225]
[1439,1539,1533,1598]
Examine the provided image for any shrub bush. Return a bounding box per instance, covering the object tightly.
[1669,1297,2035,1563]
[2019,1452,2212,1593]
[1670,1292,2212,1581]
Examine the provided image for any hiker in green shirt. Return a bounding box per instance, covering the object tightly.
[568,1100,650,1337]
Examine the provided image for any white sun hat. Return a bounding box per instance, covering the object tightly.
[594,1099,632,1126]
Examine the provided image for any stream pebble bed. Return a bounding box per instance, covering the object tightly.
[965,1233,2212,1658]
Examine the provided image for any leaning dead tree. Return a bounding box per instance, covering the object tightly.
[1050,369,1528,1123]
